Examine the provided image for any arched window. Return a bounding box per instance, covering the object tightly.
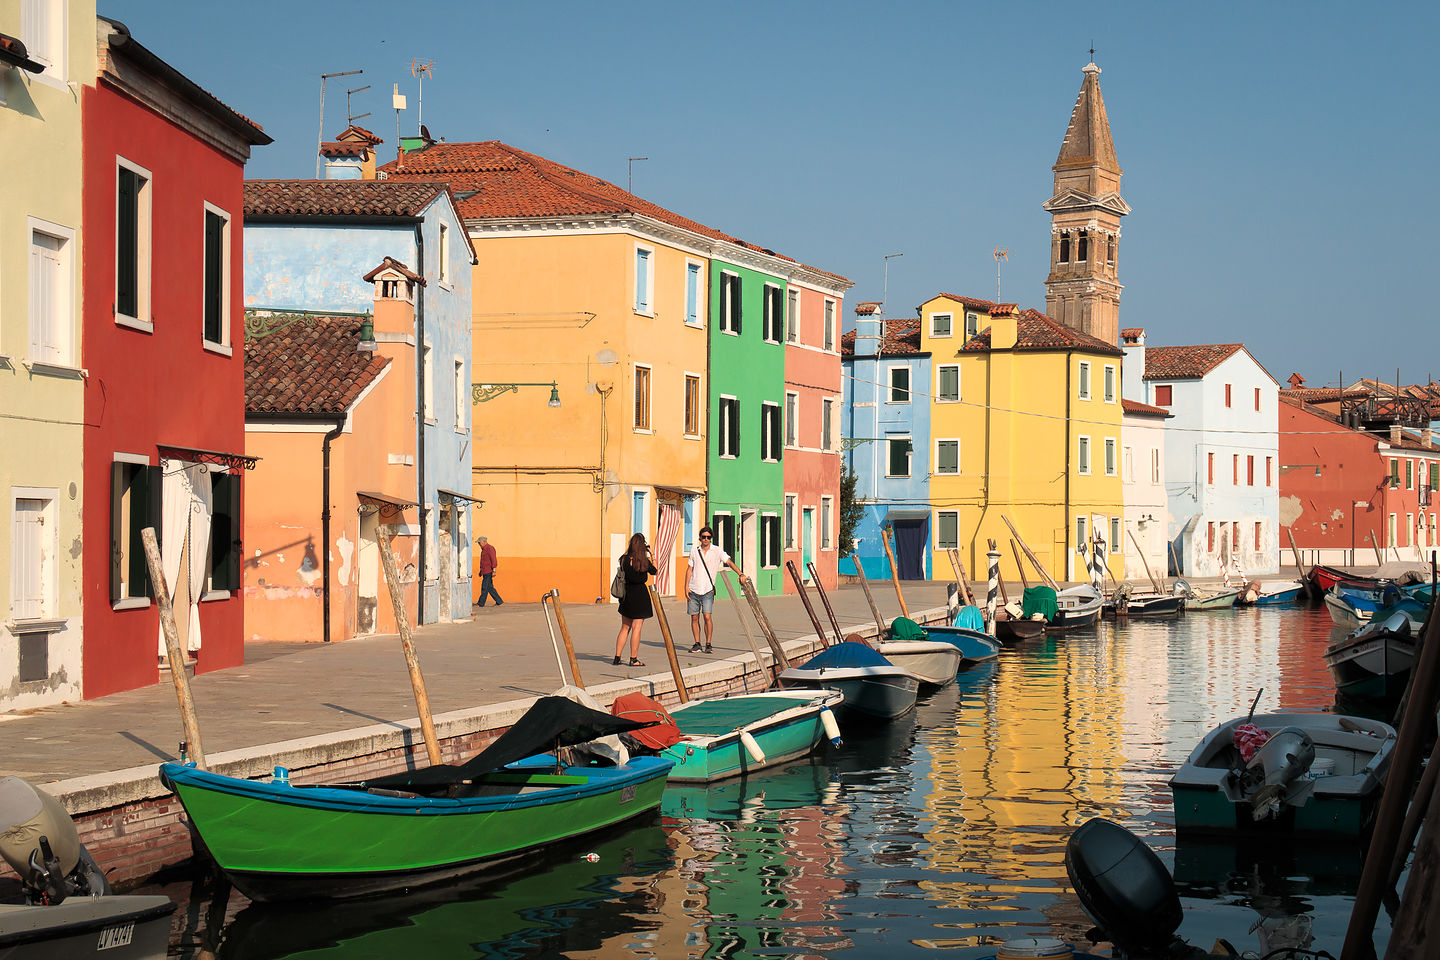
[1059,232,1070,263]
[1077,229,1089,263]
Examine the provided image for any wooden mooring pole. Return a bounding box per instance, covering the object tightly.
[849,554,888,636]
[544,590,585,689]
[647,587,689,703]
[807,561,846,647]
[719,570,776,688]
[736,574,791,672]
[377,527,442,767]
[140,528,206,771]
[785,561,831,648]
[880,527,910,619]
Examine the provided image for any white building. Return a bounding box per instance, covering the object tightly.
[1120,396,1171,581]
[1122,330,1280,577]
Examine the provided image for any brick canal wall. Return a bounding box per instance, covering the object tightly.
[40,609,945,889]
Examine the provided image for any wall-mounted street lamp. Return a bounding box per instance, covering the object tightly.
[472,381,561,407]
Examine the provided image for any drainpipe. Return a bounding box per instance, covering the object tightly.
[1065,351,1073,582]
[322,417,346,642]
[414,225,427,619]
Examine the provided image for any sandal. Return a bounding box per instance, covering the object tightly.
[612,656,622,665]
[629,657,646,667]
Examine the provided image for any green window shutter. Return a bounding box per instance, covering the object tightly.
[731,275,742,335]
[203,211,224,342]
[135,464,163,599]
[116,168,138,317]
[110,462,125,602]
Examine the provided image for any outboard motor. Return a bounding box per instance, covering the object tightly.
[1171,578,1193,598]
[1065,818,1190,958]
[0,776,110,903]
[1245,727,1316,819]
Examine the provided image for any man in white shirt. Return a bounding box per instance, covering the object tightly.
[687,526,747,653]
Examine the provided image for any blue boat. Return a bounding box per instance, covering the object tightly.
[1253,581,1305,606]
[922,624,1001,666]
[778,642,920,722]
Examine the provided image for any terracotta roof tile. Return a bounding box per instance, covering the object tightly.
[245,313,390,415]
[960,308,1124,356]
[1122,398,1171,418]
[335,124,382,145]
[244,179,448,218]
[319,141,370,158]
[1142,343,1245,380]
[854,301,882,315]
[1120,327,1144,339]
[841,318,922,356]
[936,293,1001,313]
[362,256,424,285]
[1278,386,1370,403]
[378,140,849,285]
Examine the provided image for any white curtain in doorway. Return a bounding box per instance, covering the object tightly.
[654,502,682,593]
[156,461,212,655]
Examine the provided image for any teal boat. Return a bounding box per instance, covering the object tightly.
[662,759,837,821]
[160,697,673,902]
[658,690,845,783]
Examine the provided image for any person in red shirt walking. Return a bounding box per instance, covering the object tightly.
[476,536,504,607]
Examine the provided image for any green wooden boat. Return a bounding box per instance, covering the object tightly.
[660,690,845,783]
[159,697,672,902]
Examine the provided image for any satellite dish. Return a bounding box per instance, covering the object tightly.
[420,124,433,142]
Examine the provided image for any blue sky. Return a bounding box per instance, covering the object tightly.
[109,1,1438,388]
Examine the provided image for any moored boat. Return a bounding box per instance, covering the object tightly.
[1046,584,1103,632]
[1252,580,1305,606]
[873,617,964,686]
[1324,611,1420,700]
[1184,588,1241,611]
[1101,586,1184,619]
[778,642,921,721]
[1170,711,1395,836]
[994,614,1046,643]
[159,696,673,901]
[921,624,1001,665]
[653,689,846,782]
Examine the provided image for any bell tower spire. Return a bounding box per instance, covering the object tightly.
[1043,60,1130,346]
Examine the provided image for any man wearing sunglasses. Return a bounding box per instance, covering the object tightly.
[687,526,747,653]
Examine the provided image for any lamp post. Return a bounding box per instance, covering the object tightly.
[472,381,561,408]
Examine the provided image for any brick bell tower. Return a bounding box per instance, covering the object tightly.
[1043,61,1130,346]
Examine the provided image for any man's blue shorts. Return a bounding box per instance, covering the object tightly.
[687,590,715,615]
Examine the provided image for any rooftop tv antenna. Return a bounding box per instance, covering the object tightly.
[627,156,648,194]
[392,83,407,169]
[346,84,371,125]
[994,248,1009,301]
[411,59,434,136]
[316,68,362,178]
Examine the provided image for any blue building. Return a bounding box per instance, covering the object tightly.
[841,313,932,580]
[243,177,478,623]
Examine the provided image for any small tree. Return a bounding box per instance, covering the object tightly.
[838,465,865,558]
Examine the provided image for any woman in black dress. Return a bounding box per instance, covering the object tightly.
[613,533,658,666]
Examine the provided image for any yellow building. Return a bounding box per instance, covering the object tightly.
[920,297,1125,584]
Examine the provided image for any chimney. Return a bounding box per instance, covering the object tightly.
[1390,423,1403,443]
[1121,328,1146,401]
[990,306,1017,351]
[1423,427,1434,447]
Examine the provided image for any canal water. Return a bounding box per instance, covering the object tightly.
[149,604,1399,959]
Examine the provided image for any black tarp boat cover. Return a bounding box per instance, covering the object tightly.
[363,696,655,790]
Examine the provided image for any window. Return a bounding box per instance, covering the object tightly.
[1232,454,1239,485]
[1078,436,1091,475]
[785,288,799,343]
[1207,452,1215,484]
[632,491,648,542]
[761,402,781,461]
[110,458,161,603]
[1390,459,1400,488]
[1077,229,1089,262]
[1207,521,1215,552]
[684,374,701,437]
[1155,384,1173,406]
[1405,460,1414,490]
[720,272,741,334]
[1388,513,1397,547]
[937,511,959,550]
[633,364,652,431]
[1075,515,1087,551]
[784,494,797,549]
[1266,456,1273,486]
[28,221,74,366]
[438,222,450,286]
[634,246,652,313]
[763,284,782,343]
[888,366,911,403]
[116,160,152,327]
[821,496,833,549]
[1254,387,1261,411]
[1431,463,1439,491]
[936,364,959,402]
[824,299,836,351]
[1078,362,1091,400]
[454,506,468,582]
[1104,365,1116,403]
[422,340,434,421]
[1405,513,1414,547]
[935,439,959,475]
[965,312,979,338]
[1060,232,1071,263]
[454,359,465,431]
[1106,235,1116,265]
[21,0,65,79]
[1224,383,1233,407]
[1232,522,1240,550]
[1124,446,1134,482]
[203,205,231,348]
[713,513,736,559]
[931,313,952,337]
[1247,455,1255,486]
[886,437,913,478]
[208,471,242,593]
[1151,448,1161,483]
[685,262,702,325]
[1110,518,1122,553]
[1105,438,1117,476]
[718,397,740,457]
[784,392,798,448]
[1255,521,1262,551]
[761,515,781,568]
[821,398,834,452]
[10,493,57,622]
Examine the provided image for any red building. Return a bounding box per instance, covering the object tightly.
[1279,390,1439,567]
[81,17,269,698]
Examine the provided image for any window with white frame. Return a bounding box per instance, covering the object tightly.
[28,220,74,366]
[1078,435,1091,474]
[115,159,152,328]
[110,457,159,603]
[713,513,736,559]
[821,496,834,549]
[685,261,702,325]
[784,493,797,549]
[438,221,450,286]
[887,366,911,403]
[761,514,781,568]
[761,402,781,461]
[718,396,740,457]
[633,364,652,431]
[1077,361,1091,400]
[785,391,798,447]
[930,312,952,337]
[965,312,979,338]
[937,510,959,549]
[1151,448,1161,483]
[21,0,65,80]
[936,364,959,402]
[1110,518,1122,552]
[720,272,741,334]
[935,439,959,475]
[453,359,465,430]
[202,204,231,348]
[684,374,702,437]
[455,507,468,582]
[887,436,913,478]
[1105,438,1117,476]
[634,245,653,314]
[821,398,834,452]
[1104,364,1116,402]
[786,288,799,343]
[10,492,57,622]
[824,299,835,351]
[207,469,242,594]
[422,340,434,421]
[1075,515,1087,553]
[763,284,782,343]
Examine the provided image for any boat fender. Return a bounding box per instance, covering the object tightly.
[739,730,766,764]
[820,707,843,748]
